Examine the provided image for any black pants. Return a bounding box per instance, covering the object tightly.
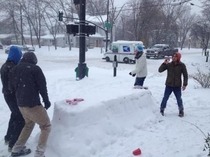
[4,93,25,148]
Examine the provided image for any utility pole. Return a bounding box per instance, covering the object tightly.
[77,0,88,80]
[105,0,109,52]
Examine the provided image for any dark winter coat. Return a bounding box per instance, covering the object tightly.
[1,61,16,95]
[1,46,22,94]
[11,52,50,108]
[158,61,188,87]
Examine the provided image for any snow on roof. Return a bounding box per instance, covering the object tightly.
[112,40,144,45]
[86,15,107,23]
[23,35,37,39]
[0,34,14,39]
[89,33,105,38]
[67,14,107,24]
[41,34,65,39]
[154,44,169,46]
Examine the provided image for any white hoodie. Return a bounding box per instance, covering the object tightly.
[131,52,148,77]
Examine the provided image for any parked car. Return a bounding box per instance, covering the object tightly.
[146,44,178,59]
[27,46,35,52]
[5,45,35,54]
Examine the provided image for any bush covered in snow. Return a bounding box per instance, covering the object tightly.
[191,69,210,88]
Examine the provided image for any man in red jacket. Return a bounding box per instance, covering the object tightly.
[158,52,188,117]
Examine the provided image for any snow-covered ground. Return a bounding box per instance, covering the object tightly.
[0,46,210,157]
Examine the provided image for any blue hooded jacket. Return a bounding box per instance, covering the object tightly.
[7,46,22,65]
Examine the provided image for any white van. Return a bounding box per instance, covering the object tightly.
[103,40,144,63]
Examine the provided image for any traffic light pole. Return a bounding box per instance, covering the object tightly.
[77,0,88,80]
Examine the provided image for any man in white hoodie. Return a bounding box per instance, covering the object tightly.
[129,45,148,87]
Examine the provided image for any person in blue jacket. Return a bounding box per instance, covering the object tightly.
[0,46,25,152]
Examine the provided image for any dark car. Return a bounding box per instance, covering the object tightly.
[5,45,35,54]
[146,44,178,59]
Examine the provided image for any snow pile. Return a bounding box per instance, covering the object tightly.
[49,90,157,157]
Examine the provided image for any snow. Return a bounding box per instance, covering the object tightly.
[0,46,210,157]
[41,34,65,39]
[86,15,107,23]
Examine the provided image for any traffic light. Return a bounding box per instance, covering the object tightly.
[58,11,63,21]
[66,24,79,35]
[85,25,96,36]
[66,24,96,36]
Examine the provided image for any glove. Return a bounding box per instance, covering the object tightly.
[129,72,136,77]
[44,101,51,110]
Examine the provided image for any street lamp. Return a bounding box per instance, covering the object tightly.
[73,0,88,80]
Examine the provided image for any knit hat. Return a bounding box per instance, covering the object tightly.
[22,52,38,64]
[135,45,143,52]
[174,52,181,62]
[7,46,22,65]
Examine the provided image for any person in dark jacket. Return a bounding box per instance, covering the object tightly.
[10,52,51,157]
[158,52,188,117]
[0,46,25,152]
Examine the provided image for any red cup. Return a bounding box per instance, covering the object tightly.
[132,148,141,156]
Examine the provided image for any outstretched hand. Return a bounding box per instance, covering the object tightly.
[182,86,186,91]
[129,72,136,77]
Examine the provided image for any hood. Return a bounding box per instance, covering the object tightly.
[174,52,181,62]
[7,46,22,65]
[21,52,38,64]
[135,45,144,52]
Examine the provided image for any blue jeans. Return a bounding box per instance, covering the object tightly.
[160,86,183,111]
[134,77,146,86]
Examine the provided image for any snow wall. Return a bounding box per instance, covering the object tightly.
[48,90,157,157]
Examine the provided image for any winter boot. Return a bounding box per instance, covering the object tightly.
[11,147,31,157]
[34,150,45,157]
[160,109,164,116]
[178,110,184,117]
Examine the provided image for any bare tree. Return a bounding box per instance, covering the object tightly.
[86,0,107,16]
[41,0,71,50]
[191,20,210,54]
[86,0,125,51]
[177,6,196,49]
[0,0,27,44]
[121,0,165,46]
[108,0,126,43]
[190,0,210,54]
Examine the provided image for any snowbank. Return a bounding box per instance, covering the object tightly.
[49,90,157,157]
